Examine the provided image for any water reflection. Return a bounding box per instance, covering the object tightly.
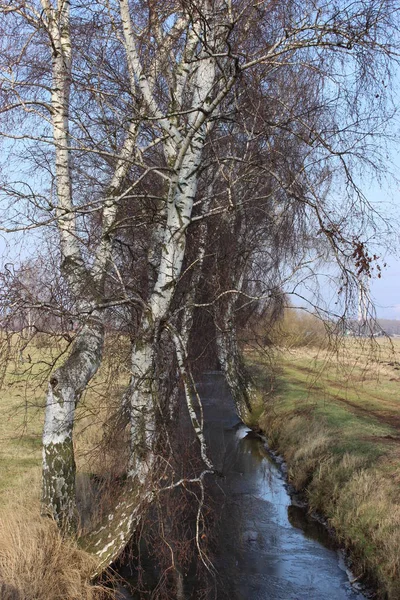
[118,375,366,600]
[203,375,366,600]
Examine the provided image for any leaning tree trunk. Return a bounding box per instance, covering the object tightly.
[215,294,254,421]
[78,0,226,569]
[40,0,105,532]
[42,314,104,532]
[80,164,210,565]
[40,0,136,531]
[80,318,170,571]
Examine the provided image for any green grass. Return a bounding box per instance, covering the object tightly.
[0,333,130,504]
[247,340,400,599]
[0,371,44,504]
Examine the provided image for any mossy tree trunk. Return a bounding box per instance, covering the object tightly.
[42,316,104,532]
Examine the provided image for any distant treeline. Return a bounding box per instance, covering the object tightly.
[255,309,400,350]
[377,319,400,336]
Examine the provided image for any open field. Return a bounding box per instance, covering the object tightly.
[0,341,48,505]
[2,334,400,598]
[0,335,127,599]
[0,334,130,505]
[248,337,400,599]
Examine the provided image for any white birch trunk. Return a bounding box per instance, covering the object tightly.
[127,317,157,483]
[215,294,254,421]
[173,330,213,470]
[126,49,217,479]
[214,197,256,420]
[40,0,136,529]
[81,479,153,574]
[79,1,225,567]
[42,314,104,531]
[40,0,86,529]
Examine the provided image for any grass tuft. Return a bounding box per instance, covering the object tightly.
[0,504,112,600]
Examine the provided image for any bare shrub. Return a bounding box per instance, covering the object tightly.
[33,333,54,350]
[271,308,329,350]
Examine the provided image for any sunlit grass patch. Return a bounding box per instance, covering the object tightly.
[0,333,131,598]
[247,337,400,599]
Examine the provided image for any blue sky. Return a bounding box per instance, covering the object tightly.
[362,150,400,319]
[371,257,400,319]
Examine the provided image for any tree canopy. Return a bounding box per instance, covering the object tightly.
[0,0,399,571]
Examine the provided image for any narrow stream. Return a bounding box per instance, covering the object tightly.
[118,373,367,599]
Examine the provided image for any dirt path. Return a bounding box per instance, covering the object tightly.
[282,363,400,433]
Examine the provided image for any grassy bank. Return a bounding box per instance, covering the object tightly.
[3,330,400,598]
[0,335,126,599]
[247,339,400,599]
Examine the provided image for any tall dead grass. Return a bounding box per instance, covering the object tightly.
[307,455,400,597]
[260,409,332,489]
[257,400,400,599]
[332,468,400,599]
[0,506,112,600]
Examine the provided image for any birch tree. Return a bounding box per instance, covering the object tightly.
[0,0,399,573]
[0,0,143,531]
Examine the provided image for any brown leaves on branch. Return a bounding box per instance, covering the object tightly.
[351,238,386,278]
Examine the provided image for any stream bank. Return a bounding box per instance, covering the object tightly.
[201,373,366,600]
[248,358,400,599]
[117,373,368,599]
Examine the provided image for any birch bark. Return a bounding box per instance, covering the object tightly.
[120,0,219,482]
[42,314,104,530]
[81,1,224,565]
[215,289,255,421]
[45,0,239,560]
[214,211,256,420]
[40,0,91,529]
[40,0,138,528]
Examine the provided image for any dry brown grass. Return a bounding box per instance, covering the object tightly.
[249,337,400,599]
[258,400,400,597]
[308,457,400,598]
[0,503,113,600]
[260,410,332,489]
[0,334,132,599]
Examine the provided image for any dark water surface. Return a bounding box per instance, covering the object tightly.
[198,373,365,600]
[119,373,366,599]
